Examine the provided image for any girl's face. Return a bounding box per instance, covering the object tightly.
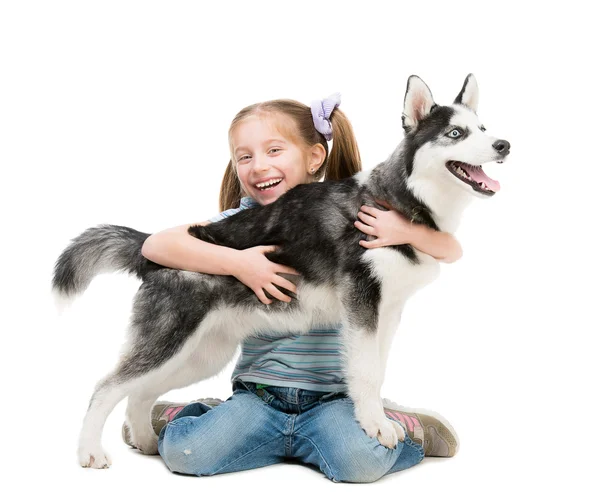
[231,114,325,206]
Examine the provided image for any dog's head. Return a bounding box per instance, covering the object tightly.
[402,74,510,199]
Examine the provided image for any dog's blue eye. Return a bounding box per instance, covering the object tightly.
[448,129,462,138]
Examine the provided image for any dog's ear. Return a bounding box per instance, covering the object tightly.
[454,74,479,113]
[402,76,436,133]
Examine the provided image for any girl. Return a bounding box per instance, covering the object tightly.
[127,95,462,482]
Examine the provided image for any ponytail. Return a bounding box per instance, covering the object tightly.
[323,108,362,181]
[219,160,243,212]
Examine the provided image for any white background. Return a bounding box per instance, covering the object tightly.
[2,1,599,500]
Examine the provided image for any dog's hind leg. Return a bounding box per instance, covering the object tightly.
[78,352,183,467]
[78,371,137,468]
[78,319,194,467]
[78,342,193,468]
[77,274,240,468]
[123,325,242,457]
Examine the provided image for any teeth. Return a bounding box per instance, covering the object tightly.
[450,162,492,191]
[455,166,469,178]
[255,178,282,188]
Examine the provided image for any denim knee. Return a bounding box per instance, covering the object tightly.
[159,417,221,476]
[325,444,395,483]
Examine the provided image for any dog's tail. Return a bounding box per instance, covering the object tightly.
[52,224,161,309]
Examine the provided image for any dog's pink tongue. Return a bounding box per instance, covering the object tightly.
[463,165,501,191]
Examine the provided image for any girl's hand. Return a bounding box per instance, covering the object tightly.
[354,200,414,249]
[231,246,300,305]
[354,199,463,262]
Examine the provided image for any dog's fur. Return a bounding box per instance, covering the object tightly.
[53,74,510,468]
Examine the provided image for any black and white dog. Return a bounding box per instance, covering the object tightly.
[53,74,510,468]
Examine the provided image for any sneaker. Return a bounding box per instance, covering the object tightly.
[382,398,460,457]
[122,397,223,448]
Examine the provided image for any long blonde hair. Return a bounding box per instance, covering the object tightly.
[219,99,362,211]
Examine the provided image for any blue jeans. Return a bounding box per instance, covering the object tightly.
[158,381,424,483]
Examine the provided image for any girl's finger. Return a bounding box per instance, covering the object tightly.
[360,205,380,216]
[358,210,377,225]
[276,265,301,276]
[265,284,292,303]
[354,220,376,235]
[260,245,279,254]
[255,288,272,305]
[360,239,381,249]
[273,275,297,295]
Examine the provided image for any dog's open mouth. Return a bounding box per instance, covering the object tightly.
[446,161,500,196]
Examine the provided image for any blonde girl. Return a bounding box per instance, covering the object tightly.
[129,95,461,482]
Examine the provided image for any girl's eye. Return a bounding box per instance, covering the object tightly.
[238,155,251,162]
[447,128,462,138]
[269,148,281,154]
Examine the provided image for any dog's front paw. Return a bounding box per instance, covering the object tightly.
[357,406,405,449]
[78,445,112,469]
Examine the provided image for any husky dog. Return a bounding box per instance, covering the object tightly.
[53,74,510,468]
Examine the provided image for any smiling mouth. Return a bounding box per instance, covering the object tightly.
[254,179,283,192]
[445,161,501,196]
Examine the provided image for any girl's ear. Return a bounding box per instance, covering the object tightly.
[308,144,327,174]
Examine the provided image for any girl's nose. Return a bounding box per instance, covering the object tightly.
[252,155,270,173]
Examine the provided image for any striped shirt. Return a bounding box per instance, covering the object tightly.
[208,197,346,392]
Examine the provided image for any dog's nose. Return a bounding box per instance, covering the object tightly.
[493,140,510,155]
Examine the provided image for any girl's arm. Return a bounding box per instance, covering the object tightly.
[142,223,300,304]
[142,221,239,275]
[402,225,463,263]
[354,202,463,264]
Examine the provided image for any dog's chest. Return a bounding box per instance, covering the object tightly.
[363,248,440,307]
